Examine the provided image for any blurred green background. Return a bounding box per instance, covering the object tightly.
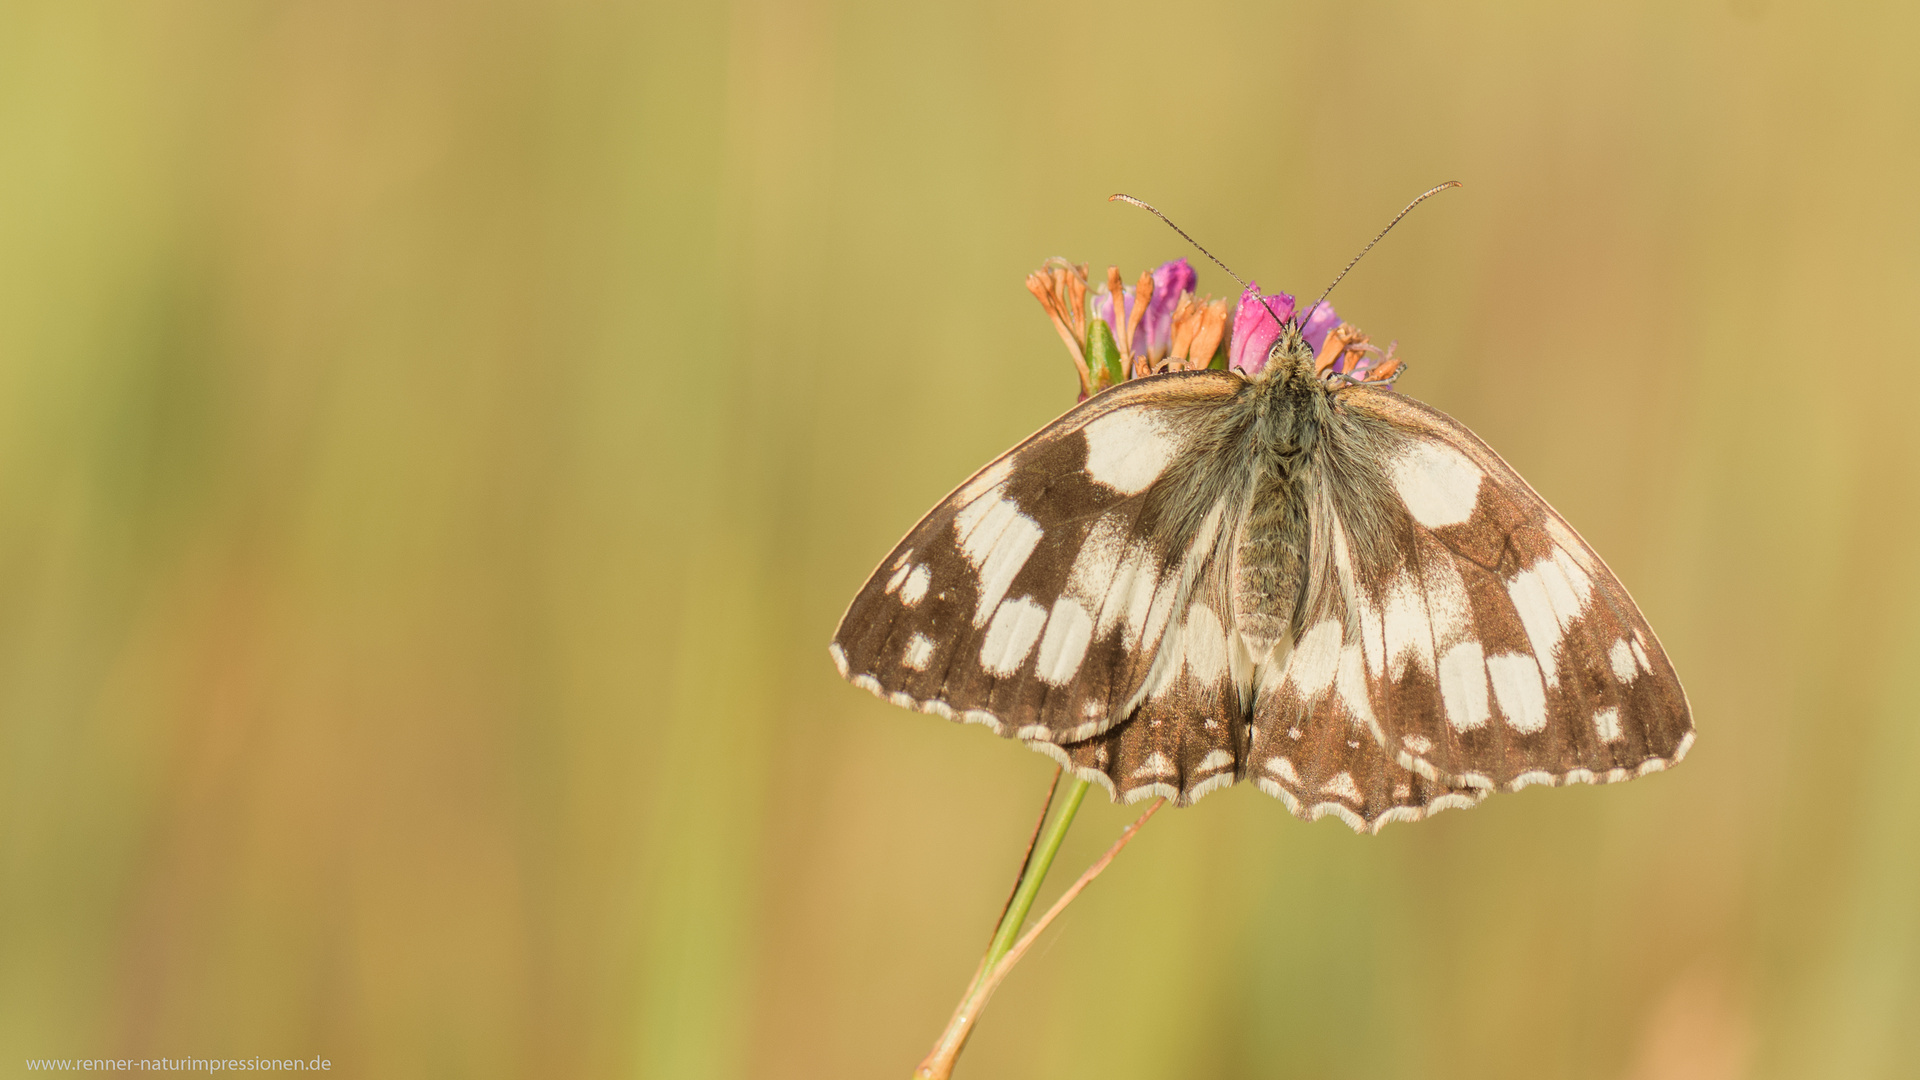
[2,1,1916,1077]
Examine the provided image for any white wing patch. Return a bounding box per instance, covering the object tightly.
[1141,597,1240,705]
[1081,408,1180,495]
[1136,575,1182,659]
[1506,547,1595,686]
[1382,571,1437,679]
[903,633,935,671]
[953,484,1045,626]
[1109,499,1248,715]
[1107,547,1163,642]
[1331,518,1393,682]
[884,561,912,594]
[980,597,1048,676]
[1067,514,1126,607]
[1067,513,1175,658]
[1283,619,1343,698]
[1321,771,1363,803]
[900,564,931,606]
[1180,603,1230,684]
[1035,597,1094,686]
[1608,638,1637,682]
[1485,651,1548,733]
[1335,645,1377,731]
[1437,640,1491,731]
[1131,751,1176,779]
[1389,439,1483,528]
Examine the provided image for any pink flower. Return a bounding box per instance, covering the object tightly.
[1227,286,1343,377]
[1141,258,1197,358]
[1093,258,1198,364]
[1227,284,1294,376]
[1027,258,1255,395]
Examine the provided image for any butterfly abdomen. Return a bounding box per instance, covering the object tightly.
[1233,464,1309,658]
[1231,377,1337,657]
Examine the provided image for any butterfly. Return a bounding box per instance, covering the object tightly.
[830,243,1692,834]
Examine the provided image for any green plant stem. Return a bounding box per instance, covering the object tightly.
[917,780,1167,1076]
[914,777,1090,1080]
[980,778,1088,976]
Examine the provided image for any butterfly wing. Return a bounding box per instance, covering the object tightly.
[1049,530,1492,817]
[1047,527,1253,806]
[1244,657,1492,829]
[832,371,1256,748]
[836,368,1691,829]
[1249,388,1693,830]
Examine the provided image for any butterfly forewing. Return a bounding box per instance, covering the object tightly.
[832,372,1250,745]
[1312,390,1693,795]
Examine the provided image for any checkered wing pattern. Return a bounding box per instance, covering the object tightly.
[833,369,1692,832]
[1245,390,1692,831]
[831,372,1252,748]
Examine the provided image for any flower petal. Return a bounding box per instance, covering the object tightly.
[1228,283,1294,376]
[1140,258,1196,359]
[1299,299,1339,355]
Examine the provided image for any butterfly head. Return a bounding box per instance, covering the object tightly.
[1250,319,1318,382]
[1253,316,1404,392]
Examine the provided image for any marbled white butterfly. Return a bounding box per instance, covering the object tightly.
[830,193,1692,832]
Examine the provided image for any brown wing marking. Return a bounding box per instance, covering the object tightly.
[832,371,1247,747]
[1248,628,1489,832]
[1050,539,1252,807]
[1329,388,1693,792]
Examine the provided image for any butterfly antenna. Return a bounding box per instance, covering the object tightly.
[1108,194,1250,292]
[1304,180,1462,325]
[1110,193,1307,337]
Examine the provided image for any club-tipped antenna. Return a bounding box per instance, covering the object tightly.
[1304,181,1461,324]
[1108,194,1250,292]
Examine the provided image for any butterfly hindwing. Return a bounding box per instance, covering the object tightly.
[832,371,1251,745]
[1250,653,1491,831]
[1053,531,1251,806]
